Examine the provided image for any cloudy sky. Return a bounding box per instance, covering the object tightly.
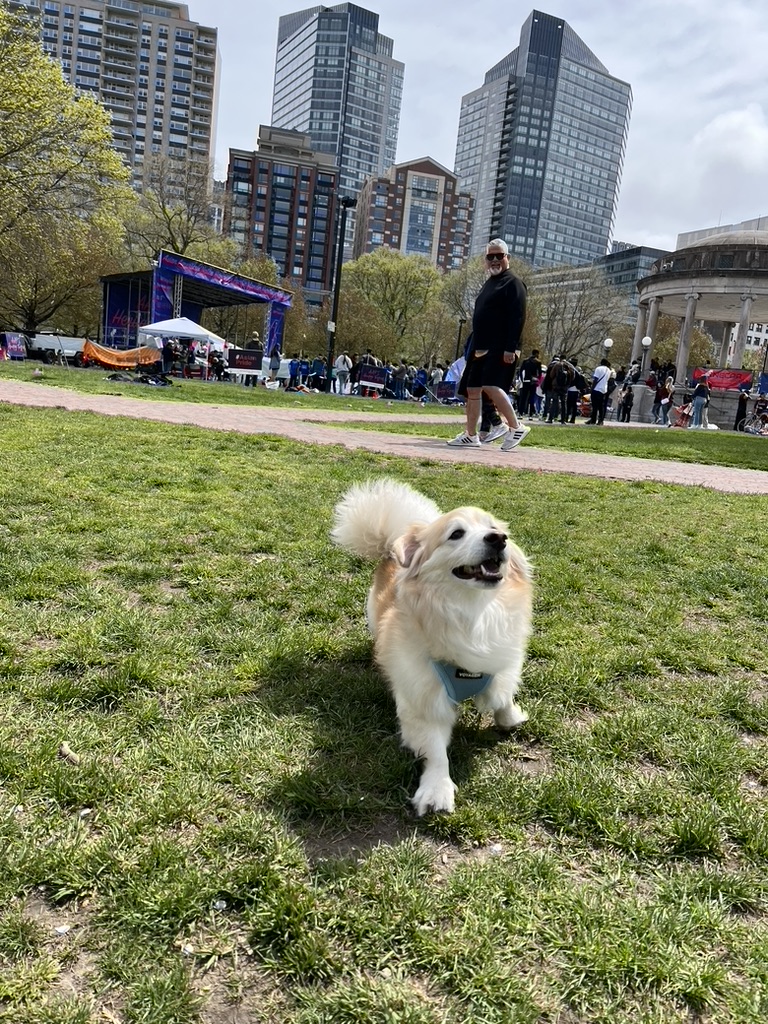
[190,0,768,252]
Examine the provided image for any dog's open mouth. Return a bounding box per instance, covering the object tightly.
[452,559,503,584]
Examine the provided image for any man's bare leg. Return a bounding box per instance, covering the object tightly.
[484,386,520,430]
[465,390,482,435]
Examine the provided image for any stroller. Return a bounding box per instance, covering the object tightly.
[669,401,692,428]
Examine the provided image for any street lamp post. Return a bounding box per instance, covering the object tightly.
[325,195,357,392]
[641,335,653,376]
[603,337,614,358]
[454,317,467,361]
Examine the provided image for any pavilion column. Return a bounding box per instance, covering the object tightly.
[731,294,754,369]
[675,292,699,380]
[718,323,733,368]
[630,304,647,362]
[645,296,662,366]
[646,296,662,340]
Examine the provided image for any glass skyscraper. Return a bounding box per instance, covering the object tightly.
[455,10,631,267]
[272,3,404,257]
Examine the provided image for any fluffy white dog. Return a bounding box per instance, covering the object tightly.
[332,478,533,815]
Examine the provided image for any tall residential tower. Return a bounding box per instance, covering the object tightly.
[352,158,473,272]
[455,10,631,267]
[225,126,339,298]
[9,0,219,190]
[271,3,404,256]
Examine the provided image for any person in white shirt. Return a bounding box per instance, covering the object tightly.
[587,359,612,425]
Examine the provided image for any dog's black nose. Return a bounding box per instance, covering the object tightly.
[484,531,507,550]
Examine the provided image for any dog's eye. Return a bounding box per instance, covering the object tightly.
[448,528,465,540]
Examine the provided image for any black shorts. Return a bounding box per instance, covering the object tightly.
[462,351,515,393]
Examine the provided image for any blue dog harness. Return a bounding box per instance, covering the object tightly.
[431,660,494,704]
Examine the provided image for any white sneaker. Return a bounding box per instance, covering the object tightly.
[447,432,481,447]
[480,423,509,444]
[500,425,531,451]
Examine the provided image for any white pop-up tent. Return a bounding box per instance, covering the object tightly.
[138,316,227,351]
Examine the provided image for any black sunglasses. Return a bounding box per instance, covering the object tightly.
[485,252,507,262]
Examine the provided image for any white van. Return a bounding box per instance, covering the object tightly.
[27,334,89,366]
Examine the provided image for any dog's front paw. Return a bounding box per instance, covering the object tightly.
[412,775,457,816]
[494,703,528,731]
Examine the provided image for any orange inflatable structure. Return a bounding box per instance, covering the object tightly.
[82,340,160,370]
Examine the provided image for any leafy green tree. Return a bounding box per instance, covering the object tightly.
[741,342,766,376]
[606,315,716,375]
[0,7,131,333]
[0,214,124,333]
[0,7,130,238]
[303,293,331,357]
[338,288,399,362]
[601,321,635,367]
[405,301,457,367]
[342,249,442,342]
[279,278,315,356]
[646,314,714,371]
[441,254,488,322]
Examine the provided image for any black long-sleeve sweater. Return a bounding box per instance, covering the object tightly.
[471,270,527,357]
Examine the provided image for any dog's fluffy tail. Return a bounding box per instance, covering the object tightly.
[331,478,441,559]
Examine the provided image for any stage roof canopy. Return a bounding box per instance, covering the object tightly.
[102,251,292,313]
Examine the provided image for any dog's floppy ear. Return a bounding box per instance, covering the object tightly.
[392,528,427,578]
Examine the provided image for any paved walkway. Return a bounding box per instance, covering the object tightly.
[2,378,767,494]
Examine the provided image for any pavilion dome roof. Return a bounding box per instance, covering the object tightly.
[675,230,768,253]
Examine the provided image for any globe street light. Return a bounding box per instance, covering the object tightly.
[325,195,357,392]
[641,335,653,375]
[603,337,614,356]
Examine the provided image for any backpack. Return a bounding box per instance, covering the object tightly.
[555,362,570,388]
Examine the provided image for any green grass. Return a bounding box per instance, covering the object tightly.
[0,401,766,1022]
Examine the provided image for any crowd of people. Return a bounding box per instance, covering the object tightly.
[259,349,451,400]
[157,332,714,437]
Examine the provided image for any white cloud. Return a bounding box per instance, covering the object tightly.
[692,104,768,173]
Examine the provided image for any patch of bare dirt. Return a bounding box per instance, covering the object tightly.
[194,957,288,1023]
[297,814,416,864]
